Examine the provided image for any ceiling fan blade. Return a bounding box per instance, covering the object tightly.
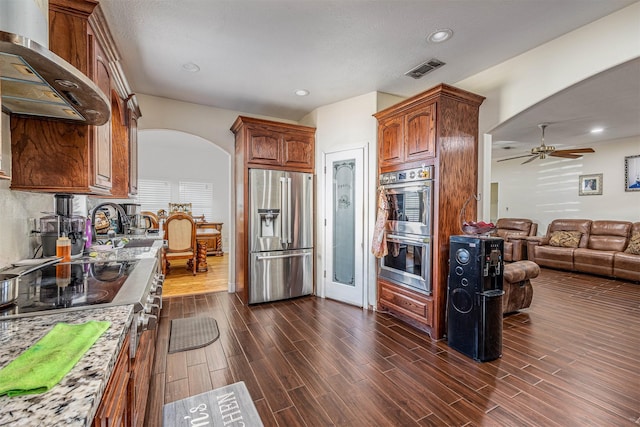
[522,154,541,164]
[550,152,581,159]
[497,154,535,162]
[554,148,595,154]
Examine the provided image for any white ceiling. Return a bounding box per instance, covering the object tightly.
[98,0,639,156]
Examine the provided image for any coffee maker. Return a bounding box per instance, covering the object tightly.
[40,194,86,257]
[119,203,148,235]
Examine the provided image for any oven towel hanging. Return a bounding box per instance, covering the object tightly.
[371,188,388,258]
[0,320,110,397]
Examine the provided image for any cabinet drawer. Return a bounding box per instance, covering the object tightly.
[379,283,433,326]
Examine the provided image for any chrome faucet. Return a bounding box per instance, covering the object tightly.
[90,202,131,242]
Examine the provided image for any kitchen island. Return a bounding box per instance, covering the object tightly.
[0,305,133,426]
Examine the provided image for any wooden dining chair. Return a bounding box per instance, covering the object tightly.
[163,213,197,275]
[141,211,159,229]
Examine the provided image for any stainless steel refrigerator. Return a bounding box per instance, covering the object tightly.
[249,169,314,304]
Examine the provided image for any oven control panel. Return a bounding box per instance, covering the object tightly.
[380,166,433,185]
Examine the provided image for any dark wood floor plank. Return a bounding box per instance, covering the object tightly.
[282,349,332,398]
[287,385,335,426]
[324,372,400,426]
[249,356,294,412]
[187,363,213,396]
[209,367,235,391]
[226,353,264,401]
[164,377,189,404]
[203,339,229,372]
[165,351,188,382]
[361,365,435,420]
[143,372,165,427]
[146,268,640,426]
[315,389,358,425]
[252,398,279,427]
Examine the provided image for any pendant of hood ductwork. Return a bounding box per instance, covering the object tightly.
[0,30,110,126]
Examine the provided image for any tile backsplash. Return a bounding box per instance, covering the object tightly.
[0,181,53,267]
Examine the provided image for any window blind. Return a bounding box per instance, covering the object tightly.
[179,181,214,219]
[138,179,171,213]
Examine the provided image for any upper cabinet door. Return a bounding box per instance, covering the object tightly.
[405,103,436,161]
[378,116,404,168]
[282,132,314,169]
[247,126,282,166]
[89,27,113,191]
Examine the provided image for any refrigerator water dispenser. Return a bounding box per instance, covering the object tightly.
[258,209,279,237]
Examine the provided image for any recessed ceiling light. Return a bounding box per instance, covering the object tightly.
[427,28,453,43]
[590,127,604,134]
[182,62,200,72]
[295,89,310,96]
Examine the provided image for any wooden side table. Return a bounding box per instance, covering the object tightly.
[195,222,223,256]
[194,223,223,272]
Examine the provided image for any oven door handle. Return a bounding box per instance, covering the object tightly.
[383,182,431,192]
[386,234,431,244]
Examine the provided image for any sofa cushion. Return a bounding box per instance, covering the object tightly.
[574,249,615,277]
[532,245,575,270]
[624,232,640,255]
[613,251,640,282]
[546,219,591,247]
[549,230,582,248]
[587,220,632,252]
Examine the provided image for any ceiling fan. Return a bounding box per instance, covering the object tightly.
[497,123,595,164]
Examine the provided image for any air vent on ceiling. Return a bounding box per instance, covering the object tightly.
[404,58,445,79]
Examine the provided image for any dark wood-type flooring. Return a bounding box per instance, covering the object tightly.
[145,268,640,426]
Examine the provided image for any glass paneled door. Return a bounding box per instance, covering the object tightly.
[324,148,364,306]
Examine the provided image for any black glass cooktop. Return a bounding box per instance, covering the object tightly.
[0,260,138,317]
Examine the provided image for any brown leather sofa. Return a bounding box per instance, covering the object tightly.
[493,218,538,261]
[527,219,640,281]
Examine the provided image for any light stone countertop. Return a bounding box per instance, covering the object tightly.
[0,305,134,427]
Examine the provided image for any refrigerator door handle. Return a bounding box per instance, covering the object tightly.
[287,177,292,243]
[280,177,287,245]
[256,252,311,261]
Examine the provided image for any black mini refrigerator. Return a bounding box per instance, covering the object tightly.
[447,235,504,362]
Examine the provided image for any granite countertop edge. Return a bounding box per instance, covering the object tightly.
[0,304,134,427]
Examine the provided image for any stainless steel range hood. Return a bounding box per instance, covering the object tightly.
[0,30,110,126]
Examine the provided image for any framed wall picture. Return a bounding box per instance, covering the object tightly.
[624,154,640,192]
[578,173,602,196]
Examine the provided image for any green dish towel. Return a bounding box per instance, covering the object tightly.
[0,320,111,397]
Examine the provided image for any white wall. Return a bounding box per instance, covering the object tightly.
[301,92,377,308]
[456,2,640,218]
[0,181,53,267]
[491,136,640,235]
[300,91,406,309]
[138,129,230,251]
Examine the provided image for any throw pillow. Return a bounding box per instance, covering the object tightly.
[624,232,640,255]
[549,230,582,248]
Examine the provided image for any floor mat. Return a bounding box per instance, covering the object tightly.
[168,317,220,353]
[163,381,263,426]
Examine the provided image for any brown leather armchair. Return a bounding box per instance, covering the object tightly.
[493,218,538,261]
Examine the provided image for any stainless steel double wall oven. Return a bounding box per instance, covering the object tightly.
[379,166,434,294]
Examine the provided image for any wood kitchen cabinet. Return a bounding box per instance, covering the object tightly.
[232,116,315,172]
[378,103,436,171]
[93,336,130,427]
[231,116,316,304]
[127,106,140,196]
[130,328,155,427]
[374,84,484,340]
[10,0,139,196]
